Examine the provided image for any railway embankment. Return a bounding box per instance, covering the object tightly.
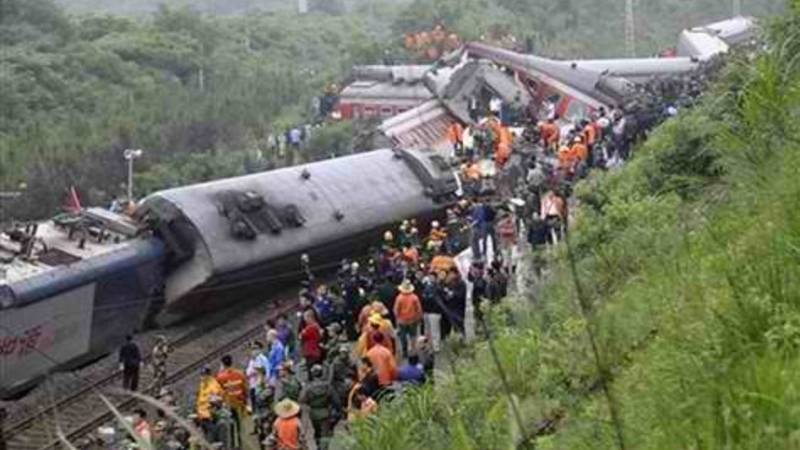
[335,7,800,449]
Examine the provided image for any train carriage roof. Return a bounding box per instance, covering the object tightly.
[140,149,452,302]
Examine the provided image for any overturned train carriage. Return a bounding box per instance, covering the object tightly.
[139,148,458,324]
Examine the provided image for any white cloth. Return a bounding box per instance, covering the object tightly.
[424,313,442,352]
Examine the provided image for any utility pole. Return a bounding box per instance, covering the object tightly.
[733,0,742,16]
[123,149,143,201]
[625,0,636,57]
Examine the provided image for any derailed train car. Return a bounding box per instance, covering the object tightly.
[138,148,458,324]
[0,214,164,398]
[1,147,456,397]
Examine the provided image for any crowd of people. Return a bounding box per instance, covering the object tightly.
[118,206,518,449]
[101,84,699,449]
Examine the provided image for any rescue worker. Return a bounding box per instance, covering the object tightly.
[571,136,590,178]
[495,126,514,169]
[393,279,423,359]
[196,366,225,435]
[429,248,457,275]
[300,365,337,448]
[251,366,275,443]
[355,313,396,358]
[539,117,560,153]
[558,143,578,178]
[216,354,248,448]
[150,335,170,393]
[446,121,465,158]
[365,332,398,389]
[401,243,420,267]
[269,399,307,450]
[428,220,447,251]
[275,363,302,402]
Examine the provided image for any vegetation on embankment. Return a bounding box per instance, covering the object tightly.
[335,3,800,449]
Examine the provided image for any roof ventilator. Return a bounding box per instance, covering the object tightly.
[217,190,306,240]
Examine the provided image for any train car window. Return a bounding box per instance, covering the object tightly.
[0,284,15,308]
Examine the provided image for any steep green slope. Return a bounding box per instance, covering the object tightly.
[336,3,800,449]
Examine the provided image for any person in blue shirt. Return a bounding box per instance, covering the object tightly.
[396,354,426,385]
[314,284,335,326]
[266,330,286,384]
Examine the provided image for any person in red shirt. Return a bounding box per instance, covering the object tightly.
[216,354,248,448]
[366,332,398,387]
[393,280,423,358]
[299,309,324,369]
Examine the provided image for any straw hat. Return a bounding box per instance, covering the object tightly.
[370,300,389,316]
[368,313,383,326]
[398,279,415,294]
[274,399,301,419]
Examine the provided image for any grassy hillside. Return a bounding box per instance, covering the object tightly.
[335,2,800,449]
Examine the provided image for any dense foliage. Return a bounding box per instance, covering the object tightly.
[336,2,800,449]
[0,0,385,219]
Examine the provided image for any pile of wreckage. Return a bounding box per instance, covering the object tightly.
[334,16,758,151]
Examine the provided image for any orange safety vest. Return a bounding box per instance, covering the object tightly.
[558,146,576,170]
[366,344,397,386]
[216,368,249,409]
[402,247,419,265]
[273,416,301,450]
[430,255,456,274]
[582,125,596,146]
[540,123,560,146]
[447,122,464,144]
[393,292,423,325]
[495,142,512,167]
[572,143,589,161]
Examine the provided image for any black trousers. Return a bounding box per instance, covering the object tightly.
[122,365,139,391]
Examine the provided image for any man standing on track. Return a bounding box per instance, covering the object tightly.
[119,334,141,391]
[216,354,249,449]
[393,279,423,359]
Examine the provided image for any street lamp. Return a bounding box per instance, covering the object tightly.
[123,149,143,201]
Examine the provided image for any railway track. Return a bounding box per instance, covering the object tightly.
[5,296,299,450]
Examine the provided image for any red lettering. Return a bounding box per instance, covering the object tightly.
[0,336,18,356]
[0,324,46,358]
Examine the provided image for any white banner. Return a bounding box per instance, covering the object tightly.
[0,283,95,393]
